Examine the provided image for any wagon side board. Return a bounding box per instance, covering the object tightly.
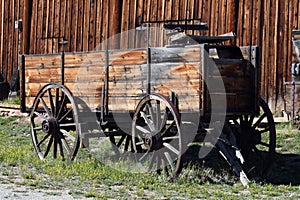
[20,44,260,118]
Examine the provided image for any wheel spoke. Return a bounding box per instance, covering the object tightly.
[148,152,155,171]
[249,115,255,125]
[160,110,168,131]
[47,89,55,117]
[146,103,155,129]
[161,158,168,174]
[253,113,267,129]
[40,97,52,117]
[60,134,72,155]
[139,149,150,162]
[135,141,144,146]
[44,135,54,158]
[58,140,65,159]
[164,152,175,172]
[34,111,47,120]
[136,125,150,134]
[156,101,161,131]
[37,133,51,147]
[162,136,179,141]
[163,143,180,155]
[60,123,76,128]
[162,120,176,136]
[156,155,161,172]
[141,111,155,131]
[60,129,76,142]
[124,136,131,151]
[56,134,65,159]
[53,136,58,158]
[57,93,67,120]
[33,126,43,131]
[116,135,126,147]
[58,108,73,123]
[259,128,270,134]
[55,88,60,117]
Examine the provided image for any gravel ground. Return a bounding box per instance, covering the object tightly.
[0,183,75,200]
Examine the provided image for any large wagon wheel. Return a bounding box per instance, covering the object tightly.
[132,94,183,177]
[30,83,80,160]
[233,97,276,172]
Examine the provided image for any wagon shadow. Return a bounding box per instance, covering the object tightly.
[264,153,300,185]
[181,146,300,186]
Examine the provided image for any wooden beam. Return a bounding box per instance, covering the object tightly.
[22,0,31,54]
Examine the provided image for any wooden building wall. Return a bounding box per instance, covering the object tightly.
[0,0,299,111]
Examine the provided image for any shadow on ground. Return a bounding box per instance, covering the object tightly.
[181,145,300,186]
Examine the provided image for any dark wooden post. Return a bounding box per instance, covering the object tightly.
[227,0,238,34]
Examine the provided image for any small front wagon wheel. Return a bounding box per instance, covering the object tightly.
[234,98,276,172]
[132,94,183,177]
[30,83,80,160]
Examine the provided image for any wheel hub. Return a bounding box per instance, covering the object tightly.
[42,118,59,135]
[144,133,163,151]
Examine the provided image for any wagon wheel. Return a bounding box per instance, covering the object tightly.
[132,94,183,177]
[233,97,276,172]
[30,83,80,160]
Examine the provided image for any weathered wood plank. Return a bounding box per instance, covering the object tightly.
[109,49,147,65]
[24,54,62,69]
[64,52,106,66]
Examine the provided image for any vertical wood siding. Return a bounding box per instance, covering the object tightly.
[0,0,299,111]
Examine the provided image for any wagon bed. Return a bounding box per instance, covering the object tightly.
[20,44,259,115]
[20,43,275,186]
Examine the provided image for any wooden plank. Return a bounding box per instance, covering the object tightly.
[95,0,103,47]
[29,0,37,54]
[89,0,96,50]
[128,0,137,48]
[24,54,62,69]
[8,0,14,81]
[48,0,55,53]
[76,0,84,51]
[64,51,106,67]
[64,0,72,52]
[83,0,90,51]
[120,0,130,49]
[59,0,67,52]
[102,0,109,49]
[40,0,47,54]
[0,0,4,72]
[109,49,147,65]
[151,46,201,63]
[3,0,9,78]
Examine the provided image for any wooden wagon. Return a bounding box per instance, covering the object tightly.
[20,27,276,186]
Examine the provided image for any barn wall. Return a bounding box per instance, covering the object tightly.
[0,0,299,111]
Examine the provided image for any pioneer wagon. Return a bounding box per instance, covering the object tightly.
[20,23,276,186]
